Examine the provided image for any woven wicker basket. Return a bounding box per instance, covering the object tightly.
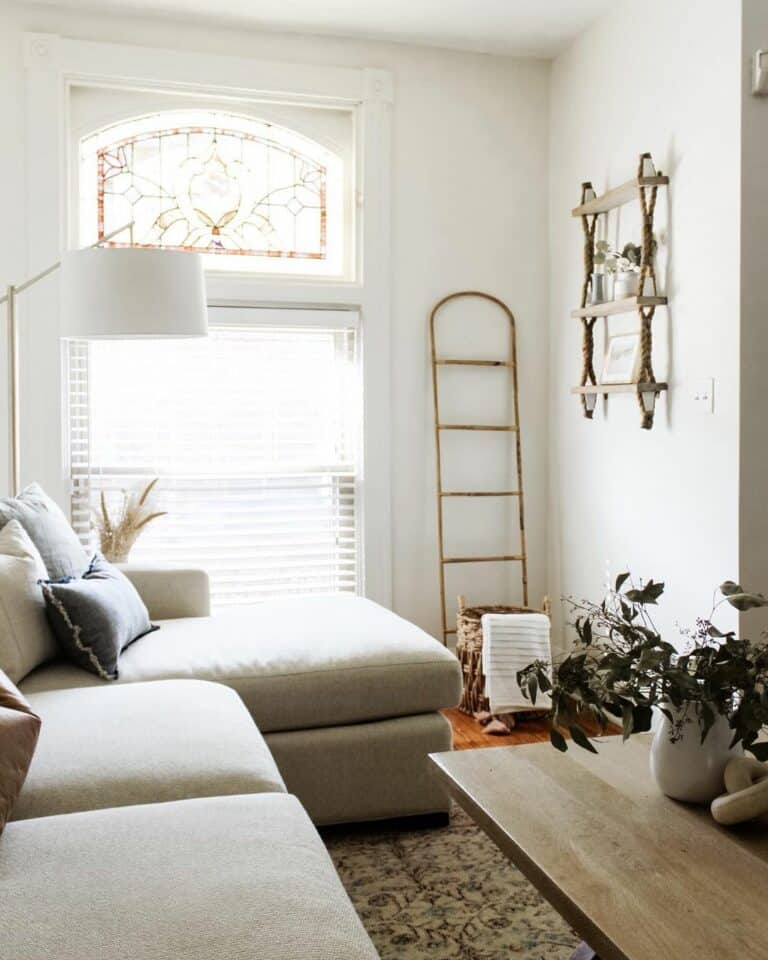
[456,596,549,716]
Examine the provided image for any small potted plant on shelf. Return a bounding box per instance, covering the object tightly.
[611,242,642,299]
[592,241,643,302]
[517,575,768,804]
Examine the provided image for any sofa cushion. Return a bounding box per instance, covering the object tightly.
[119,564,211,619]
[14,679,285,820]
[0,794,380,960]
[0,670,41,833]
[0,520,56,682]
[42,555,156,680]
[0,482,89,581]
[20,596,462,732]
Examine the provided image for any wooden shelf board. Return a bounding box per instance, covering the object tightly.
[571,382,668,396]
[572,176,669,216]
[571,295,667,318]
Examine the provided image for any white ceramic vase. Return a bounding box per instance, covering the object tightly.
[613,272,638,300]
[649,704,742,804]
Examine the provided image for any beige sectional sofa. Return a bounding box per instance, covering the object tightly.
[21,566,462,824]
[4,795,381,960]
[2,568,461,958]
[14,679,285,820]
[3,676,380,959]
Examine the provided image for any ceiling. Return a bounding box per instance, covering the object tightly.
[29,0,612,57]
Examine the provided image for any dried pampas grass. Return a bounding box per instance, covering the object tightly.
[93,478,167,563]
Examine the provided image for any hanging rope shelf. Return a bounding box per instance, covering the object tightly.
[569,152,669,429]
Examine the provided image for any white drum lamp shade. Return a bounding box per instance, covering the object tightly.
[60,247,208,339]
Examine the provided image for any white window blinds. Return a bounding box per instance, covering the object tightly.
[67,308,361,606]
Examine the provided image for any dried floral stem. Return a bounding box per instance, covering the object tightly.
[92,478,167,563]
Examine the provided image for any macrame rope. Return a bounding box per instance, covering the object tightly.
[579,182,598,419]
[636,153,659,429]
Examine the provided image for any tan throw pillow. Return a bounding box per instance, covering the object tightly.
[0,520,57,683]
[0,669,41,833]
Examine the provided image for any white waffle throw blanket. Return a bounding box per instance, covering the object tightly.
[481,612,552,715]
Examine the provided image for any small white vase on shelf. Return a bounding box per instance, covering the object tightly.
[649,704,742,804]
[613,272,639,300]
[590,272,607,305]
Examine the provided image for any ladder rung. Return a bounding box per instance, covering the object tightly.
[435,358,513,367]
[438,424,518,431]
[442,555,524,564]
[444,629,457,634]
[440,490,521,497]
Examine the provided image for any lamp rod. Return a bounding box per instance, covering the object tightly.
[4,221,133,495]
[8,284,18,497]
[0,223,133,305]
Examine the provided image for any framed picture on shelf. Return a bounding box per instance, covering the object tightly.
[601,333,641,385]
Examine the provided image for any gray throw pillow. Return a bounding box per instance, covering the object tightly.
[0,483,89,581]
[42,556,157,680]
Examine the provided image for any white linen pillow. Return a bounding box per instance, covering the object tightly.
[0,520,57,682]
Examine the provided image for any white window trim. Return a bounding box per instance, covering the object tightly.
[24,32,393,607]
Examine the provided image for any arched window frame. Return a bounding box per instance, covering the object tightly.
[78,110,347,276]
[23,33,393,608]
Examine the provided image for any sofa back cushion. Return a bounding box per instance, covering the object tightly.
[0,520,57,682]
[0,668,41,833]
[0,483,89,581]
[42,556,156,680]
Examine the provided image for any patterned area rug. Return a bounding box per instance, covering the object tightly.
[325,806,578,960]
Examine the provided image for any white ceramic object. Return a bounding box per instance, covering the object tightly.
[613,272,638,300]
[649,705,743,804]
[711,757,768,825]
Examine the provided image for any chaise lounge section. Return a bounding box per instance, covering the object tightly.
[20,568,462,824]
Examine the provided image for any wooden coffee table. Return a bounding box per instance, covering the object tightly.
[430,734,768,960]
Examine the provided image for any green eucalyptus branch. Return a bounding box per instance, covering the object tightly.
[517,575,768,758]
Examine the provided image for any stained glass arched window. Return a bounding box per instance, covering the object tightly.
[79,111,345,275]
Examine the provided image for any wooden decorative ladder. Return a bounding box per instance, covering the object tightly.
[429,291,528,646]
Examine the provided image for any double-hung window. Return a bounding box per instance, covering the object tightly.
[67,309,361,605]
[68,105,362,606]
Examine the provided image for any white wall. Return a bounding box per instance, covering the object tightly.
[548,0,742,648]
[740,1,768,611]
[0,1,550,638]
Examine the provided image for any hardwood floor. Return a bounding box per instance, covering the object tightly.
[444,707,620,750]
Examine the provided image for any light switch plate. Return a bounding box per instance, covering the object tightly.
[692,378,714,414]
